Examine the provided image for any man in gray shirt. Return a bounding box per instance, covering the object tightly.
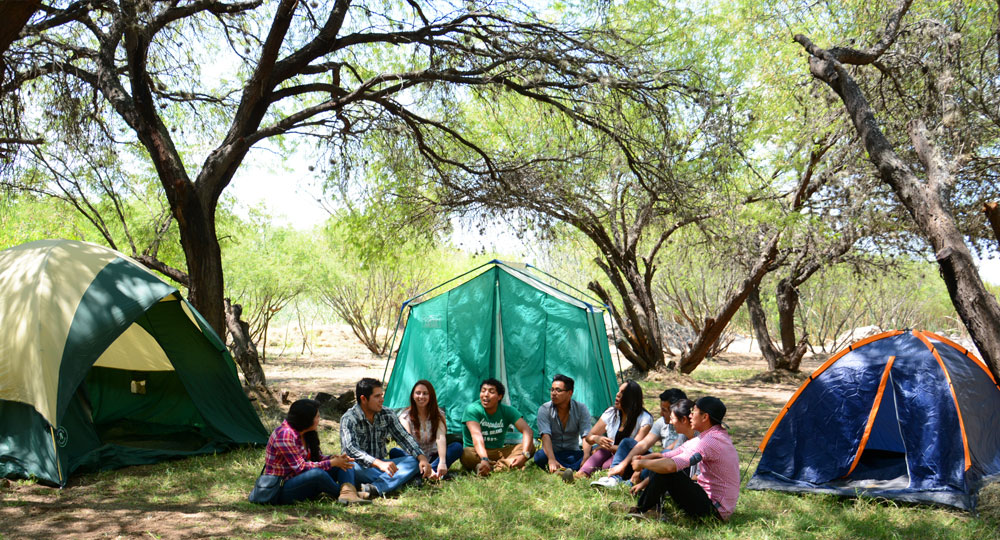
[533,374,592,480]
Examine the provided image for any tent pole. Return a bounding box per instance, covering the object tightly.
[381,303,409,384]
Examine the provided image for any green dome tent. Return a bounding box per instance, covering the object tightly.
[383,261,619,439]
[0,239,268,486]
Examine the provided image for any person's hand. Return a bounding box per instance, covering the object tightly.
[418,459,433,478]
[475,460,492,476]
[547,460,563,474]
[374,459,397,476]
[329,453,355,470]
[630,470,642,484]
[633,458,647,471]
[436,464,449,478]
[630,477,649,496]
[597,437,614,451]
[608,463,625,477]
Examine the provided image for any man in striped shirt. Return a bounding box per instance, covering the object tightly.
[630,396,740,521]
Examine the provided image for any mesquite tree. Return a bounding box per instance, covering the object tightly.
[2,0,684,352]
[794,0,1000,380]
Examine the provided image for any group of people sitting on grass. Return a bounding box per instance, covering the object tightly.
[256,374,740,522]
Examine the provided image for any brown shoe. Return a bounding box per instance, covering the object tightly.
[338,483,372,505]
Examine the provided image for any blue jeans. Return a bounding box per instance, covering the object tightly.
[352,455,419,495]
[609,437,647,480]
[533,448,585,471]
[388,441,463,471]
[277,467,355,505]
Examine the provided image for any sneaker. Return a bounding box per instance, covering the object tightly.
[561,469,575,484]
[591,476,621,488]
[608,501,638,514]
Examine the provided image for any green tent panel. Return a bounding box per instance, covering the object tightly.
[384,262,617,440]
[0,239,268,485]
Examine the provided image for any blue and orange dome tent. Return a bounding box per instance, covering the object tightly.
[747,330,1000,510]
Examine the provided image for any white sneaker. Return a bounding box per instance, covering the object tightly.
[590,476,620,488]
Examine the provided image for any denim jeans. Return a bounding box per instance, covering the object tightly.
[352,455,419,495]
[608,437,647,480]
[388,441,462,471]
[277,466,355,504]
[532,448,585,471]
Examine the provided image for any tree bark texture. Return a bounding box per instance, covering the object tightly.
[795,14,1000,381]
[0,0,39,56]
[677,232,780,374]
[224,298,267,387]
[747,284,785,370]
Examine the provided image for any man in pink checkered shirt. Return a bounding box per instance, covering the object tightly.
[630,396,740,521]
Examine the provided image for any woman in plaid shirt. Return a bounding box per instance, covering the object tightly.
[263,399,369,504]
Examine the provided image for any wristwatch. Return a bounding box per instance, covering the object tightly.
[522,451,531,458]
[480,456,490,461]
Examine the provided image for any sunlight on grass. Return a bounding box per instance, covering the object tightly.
[3,365,999,539]
[4,445,993,540]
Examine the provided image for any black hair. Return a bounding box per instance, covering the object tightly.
[617,380,646,438]
[670,398,695,420]
[286,399,320,432]
[659,388,687,404]
[552,374,574,392]
[480,377,505,398]
[356,377,382,403]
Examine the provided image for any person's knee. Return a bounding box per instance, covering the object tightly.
[460,447,479,470]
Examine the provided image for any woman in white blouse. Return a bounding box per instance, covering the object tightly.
[575,380,652,479]
[390,380,462,478]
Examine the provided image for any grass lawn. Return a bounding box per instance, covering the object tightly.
[2,364,999,539]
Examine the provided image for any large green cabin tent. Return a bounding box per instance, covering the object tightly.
[0,239,268,485]
[383,261,619,439]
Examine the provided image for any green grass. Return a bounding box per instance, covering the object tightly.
[2,368,998,538]
[3,436,997,539]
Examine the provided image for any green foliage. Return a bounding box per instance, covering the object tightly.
[0,193,92,248]
[795,261,961,353]
[222,209,318,358]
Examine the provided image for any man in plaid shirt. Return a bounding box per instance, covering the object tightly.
[341,377,432,497]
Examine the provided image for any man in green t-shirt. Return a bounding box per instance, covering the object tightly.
[460,378,534,476]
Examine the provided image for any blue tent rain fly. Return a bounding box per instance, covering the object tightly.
[747,329,1000,510]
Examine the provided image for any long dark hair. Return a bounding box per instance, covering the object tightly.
[408,380,445,441]
[286,399,321,460]
[616,380,646,438]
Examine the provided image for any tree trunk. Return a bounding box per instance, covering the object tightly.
[678,233,780,373]
[775,278,799,354]
[985,202,1000,247]
[588,278,664,372]
[224,298,267,387]
[747,284,784,371]
[0,0,39,56]
[796,30,1000,382]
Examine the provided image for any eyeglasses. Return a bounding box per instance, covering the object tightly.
[550,388,568,393]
